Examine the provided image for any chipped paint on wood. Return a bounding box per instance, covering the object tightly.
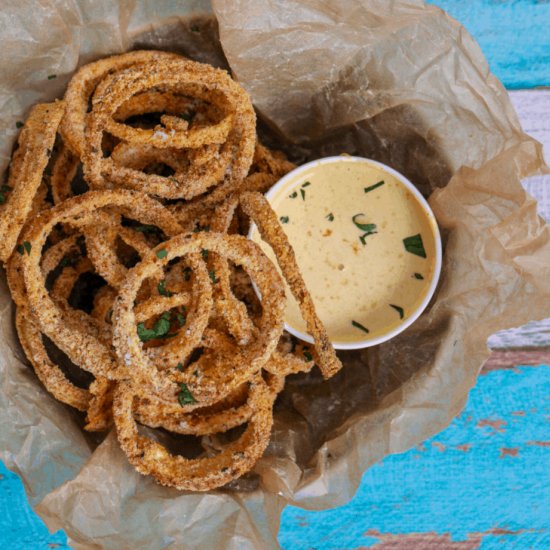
[362,530,482,548]
[280,366,550,549]
[482,349,550,373]
[360,527,539,548]
[476,418,506,434]
[499,447,520,458]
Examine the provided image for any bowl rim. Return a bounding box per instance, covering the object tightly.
[248,155,443,350]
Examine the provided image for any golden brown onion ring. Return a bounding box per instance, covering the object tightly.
[113,373,275,492]
[0,101,64,262]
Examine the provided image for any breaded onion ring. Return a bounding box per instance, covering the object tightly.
[19,190,182,381]
[112,232,285,406]
[0,101,64,262]
[113,373,275,492]
[240,192,342,379]
[60,50,181,156]
[83,58,256,200]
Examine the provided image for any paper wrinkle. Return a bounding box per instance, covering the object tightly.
[0,1,549,548]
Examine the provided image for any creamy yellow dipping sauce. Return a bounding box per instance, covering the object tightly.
[250,157,439,346]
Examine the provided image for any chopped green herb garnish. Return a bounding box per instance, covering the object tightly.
[201,249,209,260]
[59,255,75,268]
[364,180,385,194]
[180,112,195,123]
[158,279,173,297]
[176,363,184,371]
[352,214,377,245]
[193,224,210,233]
[300,188,306,200]
[156,248,168,259]
[0,185,11,204]
[301,181,311,188]
[413,272,424,280]
[17,241,32,256]
[190,24,200,33]
[289,191,298,199]
[280,216,289,224]
[403,233,426,258]
[178,383,196,406]
[16,121,23,129]
[303,351,313,361]
[390,304,404,319]
[134,224,157,233]
[326,213,334,222]
[47,74,57,80]
[183,267,192,281]
[176,312,186,327]
[351,320,369,334]
[352,214,377,233]
[209,270,217,283]
[137,311,172,342]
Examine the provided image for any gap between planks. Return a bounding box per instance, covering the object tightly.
[483,348,550,372]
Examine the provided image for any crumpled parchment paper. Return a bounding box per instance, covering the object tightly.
[0,1,548,548]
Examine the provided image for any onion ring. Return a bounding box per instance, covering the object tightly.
[83,58,256,200]
[60,50,181,156]
[0,101,64,262]
[240,192,342,379]
[19,190,181,381]
[16,307,91,411]
[113,373,275,492]
[112,232,285,406]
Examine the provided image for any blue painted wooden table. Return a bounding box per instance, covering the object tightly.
[1,1,549,548]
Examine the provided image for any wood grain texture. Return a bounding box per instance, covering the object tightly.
[482,348,550,373]
[426,0,550,89]
[280,365,550,549]
[486,90,550,352]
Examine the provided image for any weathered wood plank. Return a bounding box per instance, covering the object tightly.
[427,0,550,89]
[281,365,550,549]
[486,90,550,351]
[483,348,550,373]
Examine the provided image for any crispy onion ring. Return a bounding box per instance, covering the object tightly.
[83,58,256,200]
[113,373,275,492]
[0,101,64,262]
[16,307,90,411]
[240,192,342,379]
[19,190,182,381]
[14,237,93,411]
[60,50,181,156]
[112,232,285,406]
[141,252,213,369]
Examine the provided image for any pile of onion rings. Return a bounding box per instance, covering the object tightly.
[1,51,342,491]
